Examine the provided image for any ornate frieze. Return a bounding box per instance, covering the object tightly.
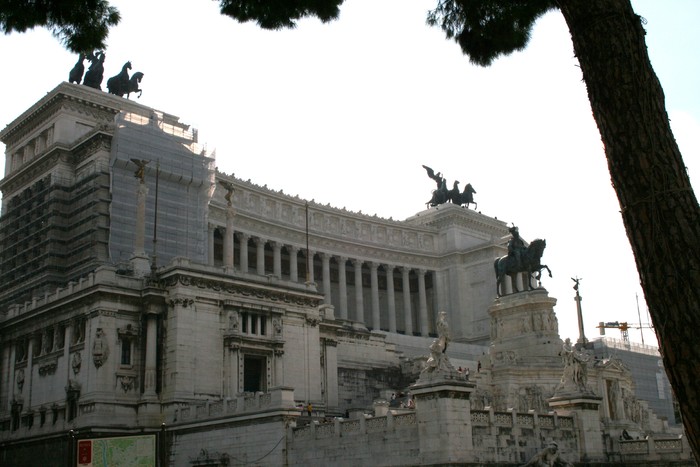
[162,274,321,308]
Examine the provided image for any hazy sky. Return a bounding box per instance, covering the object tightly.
[1,0,698,346]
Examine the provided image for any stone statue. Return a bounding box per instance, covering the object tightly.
[436,311,450,353]
[557,338,593,394]
[69,53,86,84]
[494,227,552,296]
[131,159,150,183]
[422,311,455,375]
[83,51,106,90]
[219,181,235,206]
[521,442,573,467]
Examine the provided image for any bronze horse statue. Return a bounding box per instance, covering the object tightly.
[69,53,86,84]
[107,61,132,97]
[126,72,144,99]
[449,182,477,209]
[494,238,551,297]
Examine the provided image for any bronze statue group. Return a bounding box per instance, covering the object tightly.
[69,51,144,99]
[422,165,551,296]
[422,164,477,209]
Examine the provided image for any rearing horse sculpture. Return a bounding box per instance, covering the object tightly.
[107,61,132,97]
[494,239,551,297]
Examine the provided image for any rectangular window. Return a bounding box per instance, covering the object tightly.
[121,338,132,366]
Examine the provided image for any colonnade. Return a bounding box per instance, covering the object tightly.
[209,225,436,337]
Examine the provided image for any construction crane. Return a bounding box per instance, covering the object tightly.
[597,294,654,345]
[597,320,654,345]
[597,321,632,343]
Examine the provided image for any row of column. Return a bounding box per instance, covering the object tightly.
[210,226,433,336]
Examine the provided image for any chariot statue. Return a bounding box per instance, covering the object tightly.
[422,165,477,209]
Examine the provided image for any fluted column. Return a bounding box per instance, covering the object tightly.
[338,257,348,319]
[385,265,397,333]
[224,207,235,269]
[402,267,413,336]
[370,262,380,330]
[353,259,364,324]
[418,269,429,336]
[255,237,266,275]
[272,241,282,278]
[321,253,332,304]
[289,246,299,282]
[238,233,249,273]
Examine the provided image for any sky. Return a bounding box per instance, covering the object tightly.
[1,0,698,347]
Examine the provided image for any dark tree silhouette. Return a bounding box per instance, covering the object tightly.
[0,0,120,52]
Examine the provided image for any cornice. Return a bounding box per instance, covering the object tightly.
[1,82,180,146]
[157,270,323,309]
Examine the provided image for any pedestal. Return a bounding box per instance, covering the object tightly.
[549,395,605,463]
[411,377,476,464]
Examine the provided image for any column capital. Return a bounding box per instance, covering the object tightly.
[418,268,427,276]
[236,232,249,241]
[369,262,379,271]
[401,266,412,274]
[352,259,364,267]
[270,240,282,250]
[320,252,332,261]
[253,236,267,245]
[383,263,395,272]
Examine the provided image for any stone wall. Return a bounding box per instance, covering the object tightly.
[288,413,419,466]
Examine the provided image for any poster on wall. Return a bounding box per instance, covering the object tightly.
[76,434,156,467]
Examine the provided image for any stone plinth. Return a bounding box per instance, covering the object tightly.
[411,377,476,464]
[549,394,604,463]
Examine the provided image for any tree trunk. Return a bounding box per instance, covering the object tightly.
[558,0,700,458]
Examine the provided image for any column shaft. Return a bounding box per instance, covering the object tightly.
[256,238,266,275]
[338,257,348,320]
[289,246,299,282]
[402,267,413,335]
[239,234,249,273]
[418,269,429,336]
[322,254,332,304]
[224,208,235,269]
[385,265,397,333]
[354,260,364,324]
[273,242,282,278]
[370,263,380,330]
